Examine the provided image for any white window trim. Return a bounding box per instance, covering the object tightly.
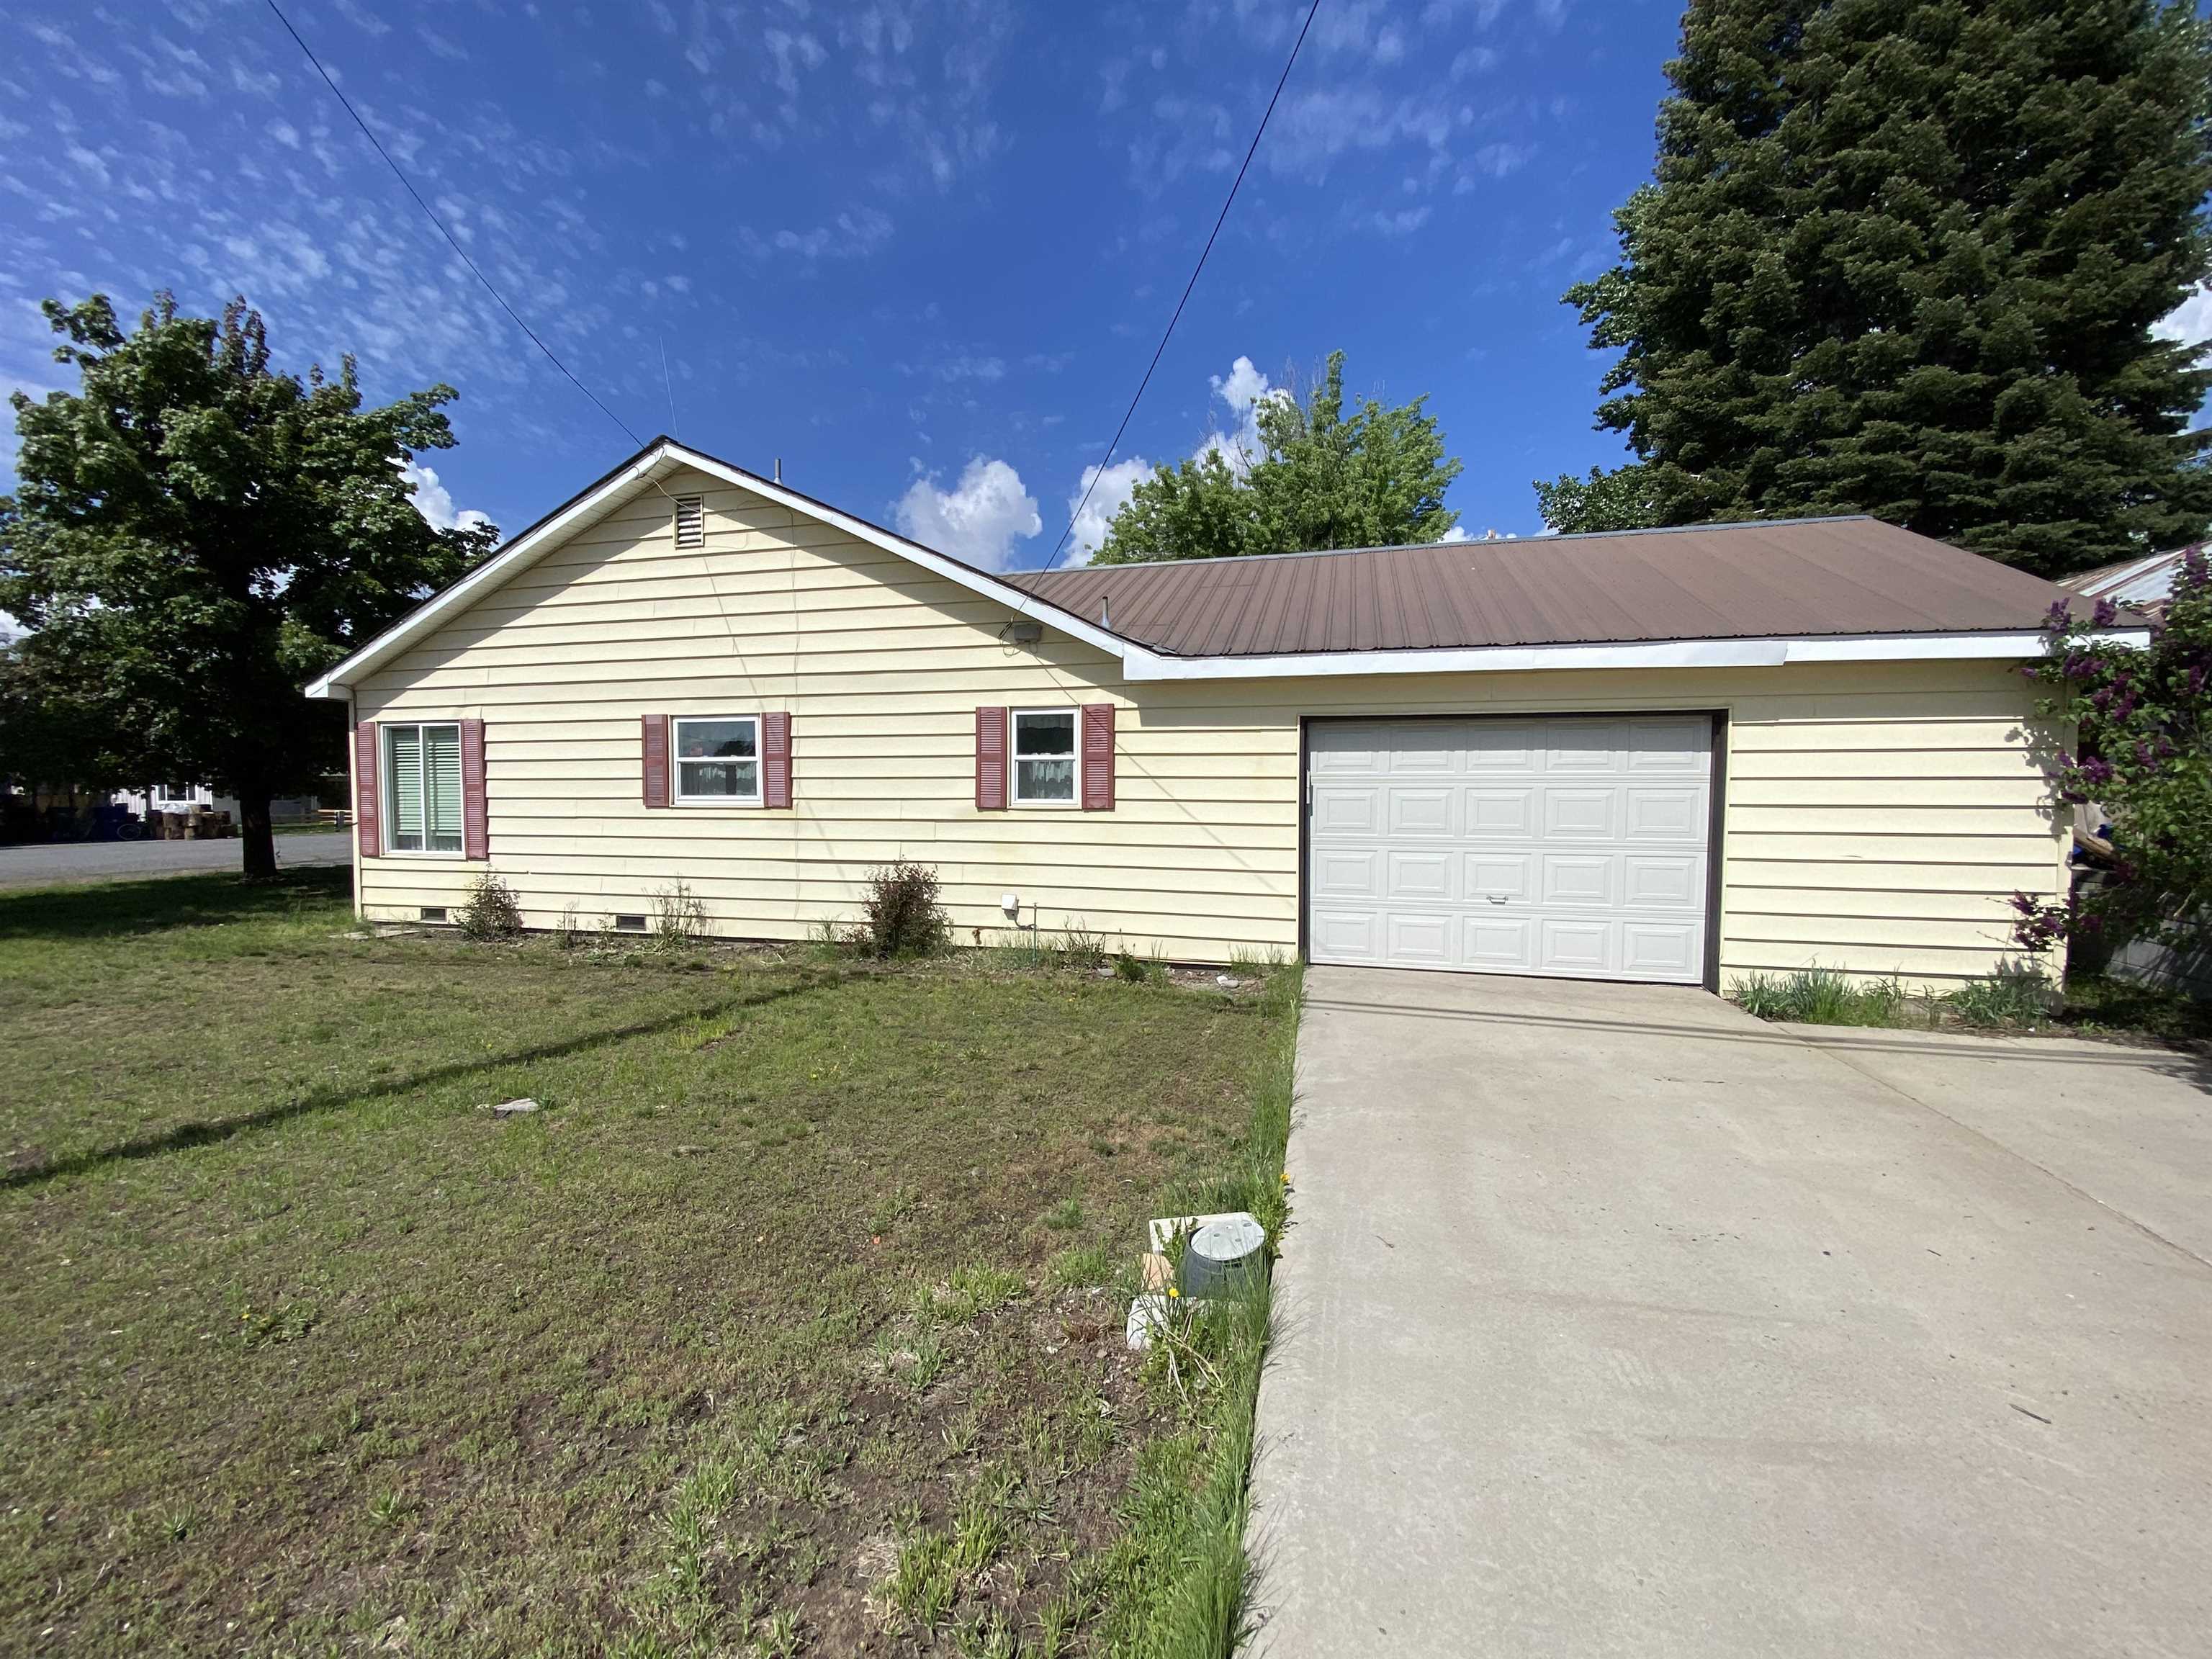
[671,714,765,807]
[1009,706,1079,809]
[382,721,465,858]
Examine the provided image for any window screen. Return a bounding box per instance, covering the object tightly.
[1012,710,1076,804]
[674,716,760,802]
[385,723,463,852]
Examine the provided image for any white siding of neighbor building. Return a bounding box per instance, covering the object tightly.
[349,467,2068,986]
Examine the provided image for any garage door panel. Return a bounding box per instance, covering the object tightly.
[1313,786,1381,835]
[1465,790,1533,838]
[1624,854,1701,910]
[1311,909,1382,961]
[1465,853,1530,902]
[1386,912,1453,964]
[1541,853,1615,907]
[1313,848,1380,899]
[1385,727,1457,772]
[1386,850,1454,902]
[1464,724,1539,769]
[1622,922,1699,977]
[1539,917,1612,973]
[1627,719,1709,771]
[1547,723,1626,770]
[1624,787,1704,840]
[1388,788,1455,837]
[1308,714,1712,984]
[1464,914,1533,968]
[1542,788,1617,840]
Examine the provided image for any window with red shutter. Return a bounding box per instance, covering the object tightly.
[354,721,380,856]
[642,714,671,807]
[763,711,792,809]
[1081,703,1115,811]
[460,718,488,858]
[975,706,1008,811]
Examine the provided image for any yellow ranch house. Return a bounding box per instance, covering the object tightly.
[307,438,2140,989]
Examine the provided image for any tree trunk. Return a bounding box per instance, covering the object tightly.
[238,791,276,880]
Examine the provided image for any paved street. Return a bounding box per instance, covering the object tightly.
[0,834,351,890]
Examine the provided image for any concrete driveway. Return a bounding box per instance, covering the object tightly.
[0,834,350,890]
[1251,967,2212,1659]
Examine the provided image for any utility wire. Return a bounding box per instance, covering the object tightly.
[1043,0,1324,572]
[261,0,647,451]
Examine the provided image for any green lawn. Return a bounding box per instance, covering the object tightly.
[0,870,1294,1656]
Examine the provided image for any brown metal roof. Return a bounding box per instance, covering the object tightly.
[1003,516,2093,657]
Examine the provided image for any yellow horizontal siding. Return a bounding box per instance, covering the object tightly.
[351,464,2069,985]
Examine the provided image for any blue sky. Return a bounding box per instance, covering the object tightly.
[6,1,1712,570]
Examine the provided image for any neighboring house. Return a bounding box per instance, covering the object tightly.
[305,439,2140,989]
[112,783,320,822]
[2059,547,2195,619]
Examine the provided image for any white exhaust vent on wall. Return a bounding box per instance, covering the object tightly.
[673,495,705,549]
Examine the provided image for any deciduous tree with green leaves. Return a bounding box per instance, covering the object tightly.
[0,293,499,876]
[1539,0,2212,574]
[1090,351,1462,563]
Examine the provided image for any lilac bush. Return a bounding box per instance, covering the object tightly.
[2015,548,2211,959]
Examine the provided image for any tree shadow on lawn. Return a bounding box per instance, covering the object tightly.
[2,967,845,1192]
[0,865,354,941]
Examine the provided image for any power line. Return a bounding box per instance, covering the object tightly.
[261,0,646,451]
[1043,0,1325,572]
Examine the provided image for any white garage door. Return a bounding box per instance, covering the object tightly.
[1307,715,1714,983]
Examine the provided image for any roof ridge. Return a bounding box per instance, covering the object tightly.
[1017,514,1879,575]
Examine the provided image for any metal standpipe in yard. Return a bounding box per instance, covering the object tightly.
[1249,966,2212,1659]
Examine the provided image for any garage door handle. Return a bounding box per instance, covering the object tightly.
[1485,894,1508,904]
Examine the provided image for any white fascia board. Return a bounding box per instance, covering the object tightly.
[660,446,1144,665]
[305,447,670,699]
[305,440,1150,699]
[1120,628,2150,682]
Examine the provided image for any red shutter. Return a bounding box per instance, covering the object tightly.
[976,706,1007,811]
[1081,703,1116,811]
[354,722,380,855]
[763,711,792,809]
[642,714,670,807]
[460,718,489,859]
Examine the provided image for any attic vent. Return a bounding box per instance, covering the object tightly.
[673,495,705,549]
[613,913,649,933]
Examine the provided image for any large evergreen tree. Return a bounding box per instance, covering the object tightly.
[1092,351,1462,563]
[0,294,498,876]
[1541,0,2212,575]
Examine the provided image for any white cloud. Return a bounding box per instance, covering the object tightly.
[1371,205,1432,236]
[1437,523,1473,544]
[1066,455,1153,565]
[399,460,491,533]
[1198,354,1290,473]
[894,457,1040,571]
[2154,283,2212,353]
[1055,355,1295,562]
[740,207,895,264]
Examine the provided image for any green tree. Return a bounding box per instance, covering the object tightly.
[0,293,498,876]
[1092,351,1462,563]
[1531,464,1659,535]
[1542,0,2212,572]
[2014,551,2212,962]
